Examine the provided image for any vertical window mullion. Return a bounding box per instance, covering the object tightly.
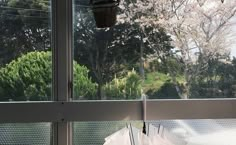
[52,0,73,143]
[52,0,72,101]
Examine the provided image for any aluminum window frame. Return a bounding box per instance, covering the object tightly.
[0,0,236,145]
[1,100,236,123]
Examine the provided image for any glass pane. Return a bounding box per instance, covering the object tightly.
[0,123,51,144]
[0,0,52,101]
[73,119,236,145]
[73,0,236,100]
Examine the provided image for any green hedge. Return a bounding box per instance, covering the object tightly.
[0,51,96,101]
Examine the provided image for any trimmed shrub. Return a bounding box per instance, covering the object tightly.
[0,51,96,101]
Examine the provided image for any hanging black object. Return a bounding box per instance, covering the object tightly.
[142,121,146,134]
[142,95,147,134]
[91,0,120,28]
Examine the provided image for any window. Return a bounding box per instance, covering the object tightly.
[0,123,51,145]
[73,119,236,145]
[73,0,236,100]
[0,0,236,145]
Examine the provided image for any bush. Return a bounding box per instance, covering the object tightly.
[0,51,51,101]
[73,61,97,100]
[104,70,142,99]
[0,51,96,101]
[147,81,181,99]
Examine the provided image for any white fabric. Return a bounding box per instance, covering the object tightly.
[148,124,168,145]
[103,128,131,145]
[103,124,178,145]
[137,132,151,145]
[103,126,152,145]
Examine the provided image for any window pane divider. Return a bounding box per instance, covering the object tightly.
[52,0,72,143]
[1,99,236,123]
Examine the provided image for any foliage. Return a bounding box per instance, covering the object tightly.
[118,0,236,98]
[0,0,50,65]
[0,51,96,101]
[104,70,142,99]
[149,57,184,75]
[143,72,184,99]
[147,81,182,99]
[189,57,236,98]
[73,61,97,100]
[1,0,173,100]
[0,51,51,101]
[74,4,173,99]
[143,72,171,92]
[1,0,236,100]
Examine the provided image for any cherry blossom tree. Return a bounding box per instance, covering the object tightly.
[117,0,236,98]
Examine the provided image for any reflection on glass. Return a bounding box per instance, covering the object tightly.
[73,0,236,100]
[0,0,52,101]
[0,123,51,144]
[73,119,236,145]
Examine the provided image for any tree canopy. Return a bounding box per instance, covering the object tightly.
[0,0,50,65]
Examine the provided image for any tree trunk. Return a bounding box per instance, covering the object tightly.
[97,82,105,100]
[139,36,145,80]
[184,67,190,99]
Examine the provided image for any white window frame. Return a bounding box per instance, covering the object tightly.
[0,0,236,145]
